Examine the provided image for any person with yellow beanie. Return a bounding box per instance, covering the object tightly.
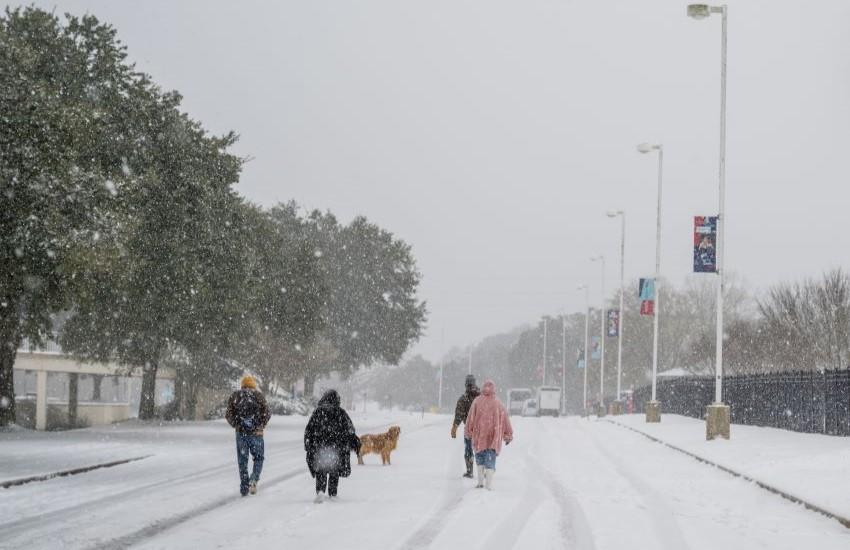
[225,375,271,496]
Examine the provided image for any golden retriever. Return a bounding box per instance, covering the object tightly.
[357,426,401,465]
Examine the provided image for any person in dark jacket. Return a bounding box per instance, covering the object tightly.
[450,374,480,478]
[304,389,361,503]
[225,375,271,496]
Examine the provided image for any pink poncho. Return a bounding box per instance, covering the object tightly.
[465,380,513,455]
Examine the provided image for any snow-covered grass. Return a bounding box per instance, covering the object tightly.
[1,413,849,549]
[610,413,850,520]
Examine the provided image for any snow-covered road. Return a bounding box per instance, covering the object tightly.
[1,414,848,549]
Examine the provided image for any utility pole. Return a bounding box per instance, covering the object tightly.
[561,314,567,415]
[542,317,548,386]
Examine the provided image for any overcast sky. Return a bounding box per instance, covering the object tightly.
[27,0,850,362]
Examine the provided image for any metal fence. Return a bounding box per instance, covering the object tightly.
[632,369,850,436]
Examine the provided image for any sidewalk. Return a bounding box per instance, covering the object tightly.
[607,414,850,523]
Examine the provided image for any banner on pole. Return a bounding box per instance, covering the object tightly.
[607,309,620,337]
[693,216,718,273]
[576,348,585,369]
[591,336,601,360]
[638,278,655,316]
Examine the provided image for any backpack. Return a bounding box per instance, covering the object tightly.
[234,390,261,432]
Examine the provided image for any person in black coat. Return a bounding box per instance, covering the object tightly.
[304,389,361,502]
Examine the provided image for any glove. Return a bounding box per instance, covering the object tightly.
[450,424,458,439]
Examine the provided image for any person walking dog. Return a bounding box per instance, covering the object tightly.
[450,374,480,479]
[465,380,513,490]
[304,389,361,503]
[225,375,271,496]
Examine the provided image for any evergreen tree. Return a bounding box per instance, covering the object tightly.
[0,8,154,425]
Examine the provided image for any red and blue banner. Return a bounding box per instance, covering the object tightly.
[639,278,655,316]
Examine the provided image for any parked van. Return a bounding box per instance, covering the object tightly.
[507,388,533,416]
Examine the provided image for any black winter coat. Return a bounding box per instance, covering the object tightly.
[304,391,361,478]
[453,386,480,427]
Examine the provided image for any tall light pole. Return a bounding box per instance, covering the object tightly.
[688,3,731,440]
[542,317,548,386]
[438,357,444,409]
[561,313,567,415]
[606,210,625,415]
[590,255,606,416]
[438,329,444,410]
[637,142,663,423]
[578,284,590,416]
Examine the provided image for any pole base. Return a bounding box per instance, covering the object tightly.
[596,404,607,418]
[609,400,623,416]
[705,403,730,440]
[645,400,661,423]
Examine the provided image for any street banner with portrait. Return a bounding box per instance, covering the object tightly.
[576,348,585,369]
[693,216,718,273]
[591,336,601,360]
[607,309,620,337]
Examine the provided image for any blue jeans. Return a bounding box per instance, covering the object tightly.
[475,449,497,470]
[236,433,264,494]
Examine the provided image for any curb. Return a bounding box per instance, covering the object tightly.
[603,419,850,530]
[1,455,151,489]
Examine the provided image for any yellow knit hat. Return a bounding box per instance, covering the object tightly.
[240,375,258,389]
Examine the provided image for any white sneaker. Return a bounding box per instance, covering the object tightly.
[249,480,257,495]
[314,492,324,504]
[476,467,485,489]
[484,469,495,491]
[328,495,338,502]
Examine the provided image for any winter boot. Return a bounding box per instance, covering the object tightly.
[463,458,474,478]
[314,492,324,504]
[249,480,258,495]
[484,469,495,491]
[476,467,485,489]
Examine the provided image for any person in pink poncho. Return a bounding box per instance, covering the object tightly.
[464,380,513,490]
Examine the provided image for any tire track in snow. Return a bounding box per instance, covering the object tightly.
[0,445,302,539]
[479,442,546,550]
[526,451,598,550]
[396,425,468,550]
[577,420,691,550]
[84,467,308,550]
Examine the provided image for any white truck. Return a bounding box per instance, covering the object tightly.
[536,386,562,417]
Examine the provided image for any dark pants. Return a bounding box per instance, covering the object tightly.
[464,437,474,474]
[236,433,264,494]
[315,472,339,496]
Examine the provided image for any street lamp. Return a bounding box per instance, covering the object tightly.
[578,284,590,416]
[561,312,567,415]
[590,255,606,417]
[438,329,445,410]
[688,3,730,440]
[606,210,625,415]
[637,142,663,423]
[542,317,548,386]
